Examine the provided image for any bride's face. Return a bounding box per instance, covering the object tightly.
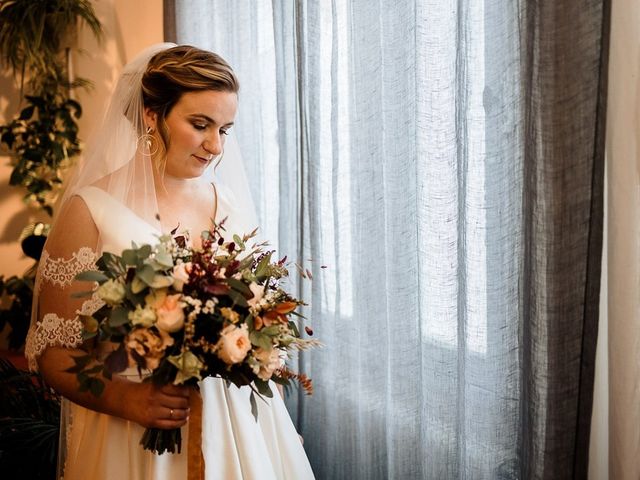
[152,90,238,179]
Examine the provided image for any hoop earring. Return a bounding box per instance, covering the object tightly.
[137,126,159,156]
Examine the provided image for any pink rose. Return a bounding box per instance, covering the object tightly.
[215,324,251,365]
[156,294,185,332]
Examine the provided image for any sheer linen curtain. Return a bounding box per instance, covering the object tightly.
[167,1,609,478]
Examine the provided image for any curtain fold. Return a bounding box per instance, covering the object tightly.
[166,1,610,478]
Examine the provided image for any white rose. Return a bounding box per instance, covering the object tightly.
[247,282,265,309]
[215,324,251,365]
[128,304,157,327]
[251,347,282,381]
[97,279,126,305]
[172,262,192,292]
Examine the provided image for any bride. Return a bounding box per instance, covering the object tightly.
[24,43,315,480]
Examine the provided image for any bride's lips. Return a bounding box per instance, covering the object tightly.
[193,155,210,164]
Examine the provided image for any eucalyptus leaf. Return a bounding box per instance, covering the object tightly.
[137,264,156,285]
[122,249,138,266]
[138,244,152,259]
[154,246,174,268]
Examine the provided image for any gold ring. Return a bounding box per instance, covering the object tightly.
[170,409,174,418]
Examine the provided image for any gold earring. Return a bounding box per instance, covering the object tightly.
[137,126,159,156]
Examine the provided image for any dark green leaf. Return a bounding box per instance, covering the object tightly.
[18,105,34,120]
[254,379,273,397]
[227,289,248,308]
[104,344,128,374]
[75,270,108,283]
[226,277,251,296]
[108,307,129,327]
[9,167,24,186]
[249,392,258,421]
[88,378,105,397]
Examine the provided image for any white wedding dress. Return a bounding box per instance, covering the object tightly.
[25,185,315,480]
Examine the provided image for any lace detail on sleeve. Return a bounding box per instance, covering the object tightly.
[76,292,105,316]
[25,313,83,371]
[39,247,97,289]
[26,247,100,371]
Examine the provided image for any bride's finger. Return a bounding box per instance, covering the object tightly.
[166,407,189,420]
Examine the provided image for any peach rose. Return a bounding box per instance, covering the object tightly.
[215,324,251,365]
[155,294,185,332]
[126,327,174,371]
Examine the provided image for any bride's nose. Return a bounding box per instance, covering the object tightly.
[203,132,223,156]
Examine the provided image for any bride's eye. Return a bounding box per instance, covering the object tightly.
[193,123,207,130]
[220,128,230,136]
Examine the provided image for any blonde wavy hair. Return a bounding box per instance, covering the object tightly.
[141,45,239,163]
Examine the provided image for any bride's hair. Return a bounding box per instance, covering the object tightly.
[141,45,239,161]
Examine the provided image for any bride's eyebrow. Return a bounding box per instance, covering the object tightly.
[188,114,234,127]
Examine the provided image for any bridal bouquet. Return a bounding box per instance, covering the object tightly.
[69,222,319,454]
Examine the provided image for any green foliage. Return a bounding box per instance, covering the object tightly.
[0,0,103,215]
[0,0,102,92]
[0,274,34,350]
[0,358,60,479]
[0,92,82,214]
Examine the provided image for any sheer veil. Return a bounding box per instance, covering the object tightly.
[57,42,257,236]
[26,42,259,371]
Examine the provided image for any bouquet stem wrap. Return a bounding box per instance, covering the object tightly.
[187,389,205,479]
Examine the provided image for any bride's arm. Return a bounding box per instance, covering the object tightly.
[28,196,190,429]
[38,347,190,429]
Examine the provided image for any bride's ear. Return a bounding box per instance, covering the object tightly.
[143,107,158,131]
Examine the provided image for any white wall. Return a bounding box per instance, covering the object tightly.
[590,1,640,478]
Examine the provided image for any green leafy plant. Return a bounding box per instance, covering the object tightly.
[0,274,35,350]
[1,92,82,214]
[0,359,60,479]
[0,0,102,214]
[0,358,60,479]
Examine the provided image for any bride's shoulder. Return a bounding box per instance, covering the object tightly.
[46,195,98,256]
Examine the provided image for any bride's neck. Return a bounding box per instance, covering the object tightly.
[154,171,203,198]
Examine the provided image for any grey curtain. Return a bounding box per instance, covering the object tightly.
[166,1,610,478]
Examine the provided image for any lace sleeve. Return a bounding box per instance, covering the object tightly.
[25,247,104,371]
[24,194,103,372]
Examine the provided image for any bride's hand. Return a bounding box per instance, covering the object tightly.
[125,382,191,429]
